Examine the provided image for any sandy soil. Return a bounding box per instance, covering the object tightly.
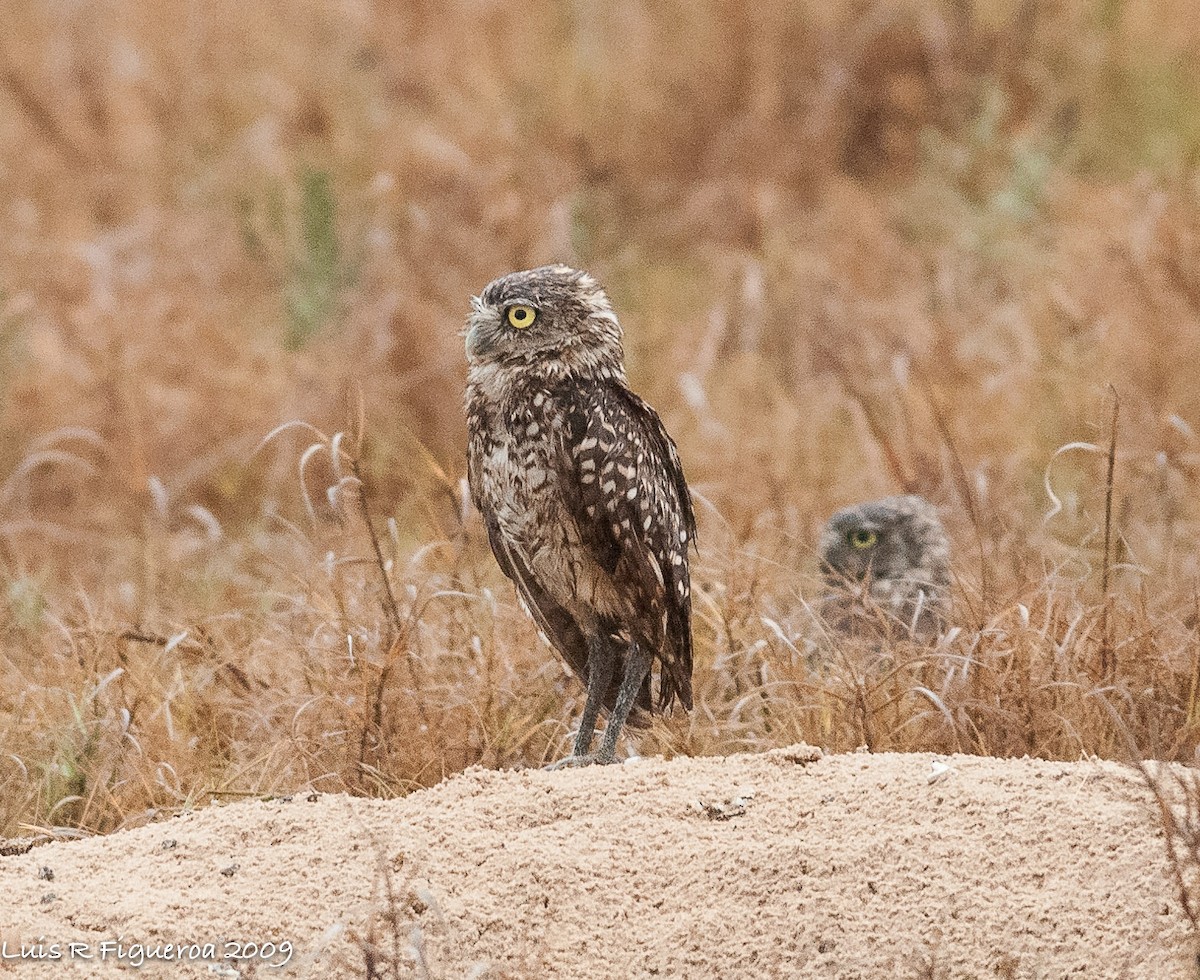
[0,746,1193,978]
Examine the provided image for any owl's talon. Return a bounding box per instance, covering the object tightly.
[544,751,615,770]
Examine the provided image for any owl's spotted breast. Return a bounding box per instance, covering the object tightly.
[469,383,563,547]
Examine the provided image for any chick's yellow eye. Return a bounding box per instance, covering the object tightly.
[506,305,536,329]
[849,529,877,549]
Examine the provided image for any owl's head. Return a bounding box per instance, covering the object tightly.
[818,495,950,590]
[465,265,626,380]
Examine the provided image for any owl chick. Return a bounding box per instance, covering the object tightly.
[818,495,951,641]
[464,265,695,767]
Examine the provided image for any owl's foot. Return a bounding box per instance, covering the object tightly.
[543,749,617,771]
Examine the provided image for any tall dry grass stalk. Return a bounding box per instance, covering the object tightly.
[1,0,1200,836]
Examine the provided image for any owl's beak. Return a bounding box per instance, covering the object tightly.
[464,301,499,360]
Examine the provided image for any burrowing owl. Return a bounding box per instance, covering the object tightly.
[818,495,950,640]
[464,265,695,766]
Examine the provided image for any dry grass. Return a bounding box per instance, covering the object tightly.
[347,847,537,979]
[1,0,1200,840]
[1135,756,1200,971]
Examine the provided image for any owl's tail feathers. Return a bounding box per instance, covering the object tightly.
[665,675,694,714]
[654,652,693,715]
[595,637,688,726]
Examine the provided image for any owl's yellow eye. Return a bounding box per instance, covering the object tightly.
[506,305,537,329]
[849,528,877,549]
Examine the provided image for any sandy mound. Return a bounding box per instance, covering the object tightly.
[0,748,1192,978]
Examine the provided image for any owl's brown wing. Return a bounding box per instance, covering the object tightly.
[552,380,695,712]
[478,512,587,672]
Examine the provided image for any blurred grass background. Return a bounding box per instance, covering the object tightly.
[1,0,1199,836]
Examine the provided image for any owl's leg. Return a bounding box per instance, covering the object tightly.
[572,635,616,757]
[545,635,616,769]
[594,643,652,764]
